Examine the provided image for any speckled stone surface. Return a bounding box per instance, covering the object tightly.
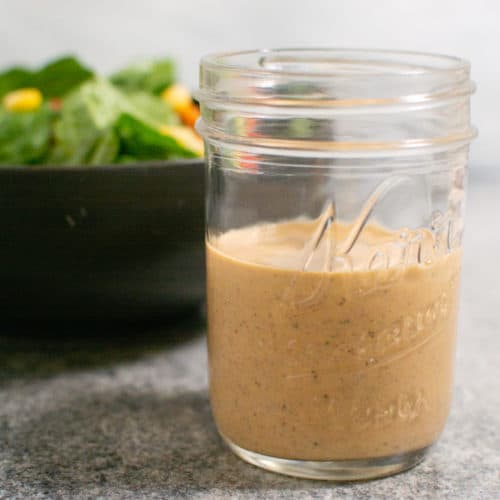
[1,169,499,499]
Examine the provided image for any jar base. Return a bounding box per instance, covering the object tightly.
[222,435,431,481]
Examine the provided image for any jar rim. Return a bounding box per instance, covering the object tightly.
[200,48,470,79]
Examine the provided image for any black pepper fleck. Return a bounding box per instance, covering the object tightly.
[338,297,346,306]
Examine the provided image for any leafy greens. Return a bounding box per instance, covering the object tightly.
[0,55,202,166]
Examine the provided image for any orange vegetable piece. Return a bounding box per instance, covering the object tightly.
[178,103,200,128]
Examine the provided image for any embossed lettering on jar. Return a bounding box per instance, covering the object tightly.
[197,49,476,480]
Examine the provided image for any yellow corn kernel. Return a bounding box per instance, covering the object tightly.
[161,84,192,113]
[160,125,204,157]
[3,88,43,112]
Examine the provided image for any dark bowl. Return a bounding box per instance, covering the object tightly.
[0,160,205,321]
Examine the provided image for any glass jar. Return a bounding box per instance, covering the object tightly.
[197,49,476,480]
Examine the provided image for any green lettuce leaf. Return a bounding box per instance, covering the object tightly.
[0,106,52,164]
[0,68,32,99]
[51,78,178,165]
[33,56,94,98]
[0,56,93,99]
[49,79,118,164]
[110,59,175,95]
[126,92,178,128]
[116,113,198,160]
[86,129,120,165]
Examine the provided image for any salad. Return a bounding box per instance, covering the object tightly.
[0,56,203,165]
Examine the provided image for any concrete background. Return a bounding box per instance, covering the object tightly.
[1,0,497,168]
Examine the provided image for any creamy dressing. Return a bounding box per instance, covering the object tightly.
[207,220,461,460]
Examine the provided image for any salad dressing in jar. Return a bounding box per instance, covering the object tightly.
[197,49,475,480]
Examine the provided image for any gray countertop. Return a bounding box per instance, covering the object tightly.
[1,169,499,499]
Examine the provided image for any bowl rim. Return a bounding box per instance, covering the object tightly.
[0,158,204,174]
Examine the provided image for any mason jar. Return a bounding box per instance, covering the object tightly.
[197,49,476,480]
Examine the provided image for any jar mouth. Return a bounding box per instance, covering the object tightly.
[198,48,474,107]
[200,48,470,79]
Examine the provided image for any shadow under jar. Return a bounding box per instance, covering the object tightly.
[197,49,476,480]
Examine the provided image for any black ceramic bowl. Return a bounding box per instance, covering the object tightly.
[0,160,205,321]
